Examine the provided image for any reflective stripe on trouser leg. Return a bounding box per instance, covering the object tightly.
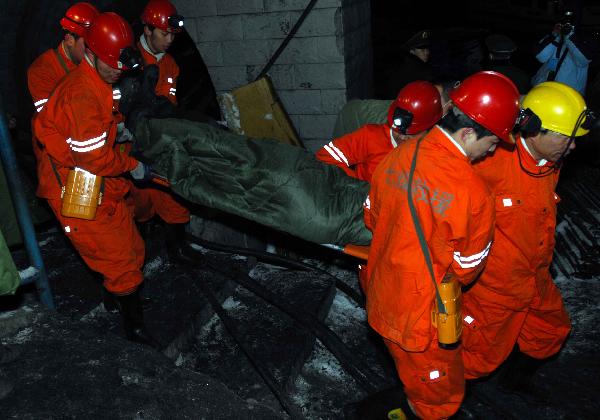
[384,337,465,419]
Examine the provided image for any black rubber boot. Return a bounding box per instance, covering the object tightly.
[164,223,202,266]
[497,347,549,402]
[114,290,161,350]
[344,386,418,420]
[103,287,151,313]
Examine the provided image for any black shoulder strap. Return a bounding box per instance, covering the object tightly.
[407,136,447,314]
[54,48,70,75]
[48,157,63,188]
[553,48,569,80]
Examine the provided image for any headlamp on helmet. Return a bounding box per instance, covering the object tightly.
[391,108,414,134]
[167,15,185,30]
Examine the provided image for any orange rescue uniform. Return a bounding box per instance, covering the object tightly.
[34,57,143,295]
[462,137,571,379]
[28,42,77,114]
[138,35,179,105]
[130,35,189,224]
[28,42,77,170]
[316,124,396,182]
[364,126,495,419]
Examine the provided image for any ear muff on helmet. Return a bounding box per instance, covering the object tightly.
[516,108,542,137]
[391,107,414,134]
[580,109,598,131]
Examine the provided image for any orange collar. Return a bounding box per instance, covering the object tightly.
[426,126,471,163]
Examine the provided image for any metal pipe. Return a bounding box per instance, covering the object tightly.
[0,99,55,308]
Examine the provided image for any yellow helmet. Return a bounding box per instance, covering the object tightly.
[522,81,589,137]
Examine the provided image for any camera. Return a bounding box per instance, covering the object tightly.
[560,11,574,36]
[561,22,574,36]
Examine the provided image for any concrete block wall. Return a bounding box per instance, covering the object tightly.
[175,0,372,152]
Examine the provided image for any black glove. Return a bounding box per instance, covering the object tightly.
[124,106,152,137]
[130,161,153,183]
[114,72,142,116]
[141,65,160,103]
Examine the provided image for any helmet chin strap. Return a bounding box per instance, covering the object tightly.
[516,139,558,178]
[517,109,588,177]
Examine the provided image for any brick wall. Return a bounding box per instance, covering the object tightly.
[174,0,372,151]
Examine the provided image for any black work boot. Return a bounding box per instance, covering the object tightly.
[164,223,202,266]
[344,386,418,420]
[114,290,161,349]
[497,347,549,402]
[103,286,151,312]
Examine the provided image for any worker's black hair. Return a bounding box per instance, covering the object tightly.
[439,107,495,139]
[63,29,80,41]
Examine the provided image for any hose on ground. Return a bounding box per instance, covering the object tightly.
[188,235,365,307]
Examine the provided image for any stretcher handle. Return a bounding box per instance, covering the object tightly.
[321,243,369,261]
[343,244,369,260]
[150,172,170,188]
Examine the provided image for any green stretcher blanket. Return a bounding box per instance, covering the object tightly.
[332,99,391,138]
[0,228,19,295]
[0,160,52,247]
[135,118,372,246]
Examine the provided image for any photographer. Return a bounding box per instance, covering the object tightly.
[531,12,591,94]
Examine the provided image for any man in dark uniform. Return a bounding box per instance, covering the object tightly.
[376,30,433,99]
[484,34,530,94]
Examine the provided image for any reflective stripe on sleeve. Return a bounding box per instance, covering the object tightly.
[453,241,492,269]
[66,132,107,153]
[323,142,350,167]
[34,98,48,112]
[363,195,371,210]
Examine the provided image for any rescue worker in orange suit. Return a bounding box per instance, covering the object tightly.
[316,81,443,183]
[34,12,158,347]
[126,0,195,264]
[27,2,99,167]
[462,82,591,395]
[350,72,521,419]
[28,2,99,114]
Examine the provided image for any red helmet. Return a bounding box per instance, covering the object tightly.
[387,81,443,135]
[141,0,184,33]
[449,71,520,142]
[86,12,135,69]
[60,2,99,37]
